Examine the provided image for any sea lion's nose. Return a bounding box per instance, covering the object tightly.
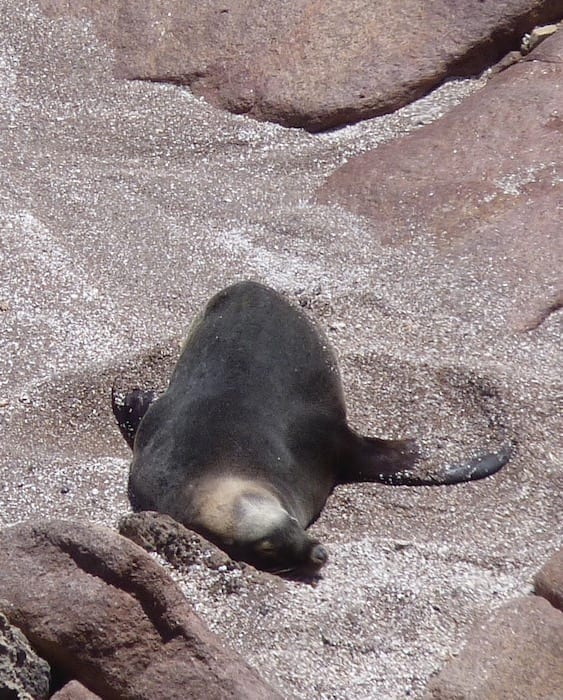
[310,544,328,567]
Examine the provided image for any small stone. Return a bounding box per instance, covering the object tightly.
[393,540,412,551]
[521,23,560,54]
[328,321,346,332]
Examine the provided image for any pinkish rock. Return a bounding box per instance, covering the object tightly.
[317,30,563,330]
[0,520,283,700]
[118,510,236,572]
[535,547,563,612]
[51,680,102,699]
[118,511,286,597]
[425,596,563,700]
[38,1,563,131]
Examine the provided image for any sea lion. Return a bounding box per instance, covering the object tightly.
[112,281,511,575]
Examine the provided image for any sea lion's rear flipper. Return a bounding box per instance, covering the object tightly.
[339,436,420,483]
[418,444,512,486]
[341,434,512,486]
[111,384,158,450]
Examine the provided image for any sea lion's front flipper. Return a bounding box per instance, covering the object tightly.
[111,384,158,450]
[341,433,512,486]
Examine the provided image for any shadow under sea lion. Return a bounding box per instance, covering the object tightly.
[112,281,511,576]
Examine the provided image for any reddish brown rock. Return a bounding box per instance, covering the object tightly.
[535,547,563,612]
[51,680,102,700]
[118,511,236,572]
[0,520,282,700]
[425,596,563,700]
[317,30,563,330]
[38,1,562,131]
[118,512,285,597]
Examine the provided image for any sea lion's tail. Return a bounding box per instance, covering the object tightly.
[340,433,512,486]
[111,383,157,450]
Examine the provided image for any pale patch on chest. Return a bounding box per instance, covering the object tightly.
[192,476,288,544]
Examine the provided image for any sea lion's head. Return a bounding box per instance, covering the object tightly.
[239,508,328,575]
[193,477,328,575]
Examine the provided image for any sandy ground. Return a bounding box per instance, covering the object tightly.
[1,3,562,698]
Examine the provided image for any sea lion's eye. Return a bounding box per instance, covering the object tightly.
[255,539,276,554]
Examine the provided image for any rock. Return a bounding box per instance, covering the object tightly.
[535,547,563,613]
[51,680,102,699]
[119,511,236,572]
[0,520,283,700]
[521,21,561,53]
[425,596,563,700]
[119,511,286,596]
[488,50,524,75]
[38,1,563,131]
[317,30,563,331]
[0,612,50,700]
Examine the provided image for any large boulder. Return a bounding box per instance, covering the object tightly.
[38,1,562,130]
[425,596,563,699]
[317,30,563,330]
[535,547,563,613]
[0,520,283,700]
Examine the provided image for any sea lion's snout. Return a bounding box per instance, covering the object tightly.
[245,509,329,575]
[309,543,328,568]
[272,538,328,577]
